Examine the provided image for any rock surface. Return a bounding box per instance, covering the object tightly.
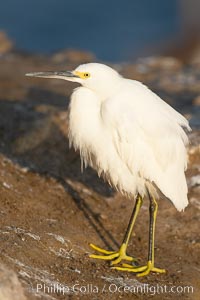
[0,31,13,54]
[0,38,199,299]
[0,264,27,300]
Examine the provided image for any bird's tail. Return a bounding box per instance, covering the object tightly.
[157,168,189,211]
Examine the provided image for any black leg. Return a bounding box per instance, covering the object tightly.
[122,194,143,246]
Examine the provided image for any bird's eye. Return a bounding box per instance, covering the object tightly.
[84,72,90,78]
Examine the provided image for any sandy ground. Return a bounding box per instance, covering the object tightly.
[0,50,199,300]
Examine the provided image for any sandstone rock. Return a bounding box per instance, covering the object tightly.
[0,264,27,300]
[0,31,13,54]
[52,49,95,64]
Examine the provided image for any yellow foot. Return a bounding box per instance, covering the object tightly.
[89,243,136,265]
[112,260,166,277]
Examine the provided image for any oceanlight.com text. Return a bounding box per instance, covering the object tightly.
[36,282,194,296]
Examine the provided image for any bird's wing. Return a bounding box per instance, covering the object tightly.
[101,82,190,210]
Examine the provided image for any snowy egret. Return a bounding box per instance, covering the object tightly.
[26,63,191,277]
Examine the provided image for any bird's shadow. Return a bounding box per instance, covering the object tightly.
[0,86,119,249]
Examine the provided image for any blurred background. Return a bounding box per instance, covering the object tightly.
[0,0,200,62]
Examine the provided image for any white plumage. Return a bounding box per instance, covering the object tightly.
[26,63,191,211]
[68,63,191,211]
[26,62,191,275]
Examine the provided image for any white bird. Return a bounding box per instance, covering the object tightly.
[26,63,191,277]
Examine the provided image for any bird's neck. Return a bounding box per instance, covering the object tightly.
[87,78,123,101]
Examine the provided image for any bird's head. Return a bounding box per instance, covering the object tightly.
[26,63,122,98]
